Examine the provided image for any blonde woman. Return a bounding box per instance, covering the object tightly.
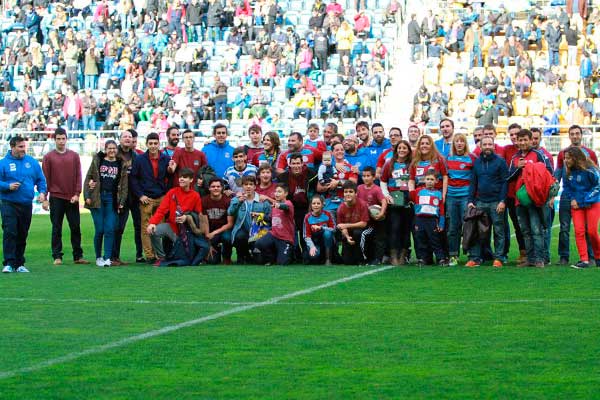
[445,133,476,265]
[336,21,354,60]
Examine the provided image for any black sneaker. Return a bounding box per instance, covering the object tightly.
[571,261,589,269]
[438,258,450,267]
[559,257,569,266]
[596,260,600,268]
[146,257,157,265]
[136,257,146,263]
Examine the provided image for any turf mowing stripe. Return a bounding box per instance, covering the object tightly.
[3,297,600,306]
[0,264,394,380]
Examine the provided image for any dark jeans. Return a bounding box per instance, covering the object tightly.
[207,230,232,264]
[414,216,446,264]
[517,204,547,263]
[558,196,571,259]
[364,220,386,261]
[339,228,365,265]
[1,201,32,267]
[49,196,83,260]
[504,197,525,258]
[233,228,251,264]
[446,195,468,257]
[255,232,293,265]
[468,201,506,263]
[113,195,143,259]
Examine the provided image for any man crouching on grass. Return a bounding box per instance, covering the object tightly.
[146,168,209,266]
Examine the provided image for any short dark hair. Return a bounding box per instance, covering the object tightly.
[425,169,438,178]
[362,166,376,175]
[233,146,246,156]
[179,168,194,178]
[213,123,228,135]
[9,135,25,147]
[241,175,257,185]
[146,132,160,143]
[166,125,180,136]
[248,124,262,135]
[258,164,273,174]
[507,123,522,131]
[307,123,319,131]
[389,127,402,137]
[342,180,357,192]
[371,122,384,131]
[355,120,369,131]
[182,129,194,137]
[276,183,289,193]
[568,124,583,135]
[127,128,138,138]
[440,118,454,128]
[517,129,532,139]
[207,178,223,187]
[289,131,303,141]
[531,127,542,135]
[325,122,338,134]
[482,124,496,133]
[289,152,303,163]
[54,127,67,138]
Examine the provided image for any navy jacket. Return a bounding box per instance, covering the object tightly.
[469,152,508,204]
[130,151,171,199]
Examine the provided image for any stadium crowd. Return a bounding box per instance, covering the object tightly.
[0,0,397,136]
[407,1,600,135]
[1,119,600,272]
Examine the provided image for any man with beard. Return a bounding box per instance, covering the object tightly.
[112,129,144,264]
[355,120,371,149]
[323,122,338,149]
[376,127,402,179]
[275,132,321,174]
[343,135,369,175]
[162,126,180,158]
[465,136,508,268]
[278,153,318,260]
[554,124,598,264]
[365,123,391,169]
[434,118,454,158]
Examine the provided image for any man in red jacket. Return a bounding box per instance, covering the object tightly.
[147,168,205,265]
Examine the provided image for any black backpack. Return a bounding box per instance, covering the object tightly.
[195,164,218,196]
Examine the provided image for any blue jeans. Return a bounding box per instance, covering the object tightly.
[446,195,468,257]
[82,115,96,130]
[90,192,118,259]
[558,196,571,259]
[208,26,221,42]
[207,230,233,263]
[306,229,335,263]
[517,204,547,263]
[549,49,559,67]
[84,74,97,89]
[103,56,115,74]
[470,48,482,68]
[1,201,32,267]
[544,205,554,262]
[255,232,293,265]
[67,115,80,133]
[469,201,506,262]
[214,99,227,120]
[410,44,420,62]
[192,24,203,42]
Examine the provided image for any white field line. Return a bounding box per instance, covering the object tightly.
[0,265,394,380]
[3,297,600,307]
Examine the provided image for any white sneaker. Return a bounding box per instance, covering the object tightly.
[103,259,111,267]
[2,265,13,273]
[96,258,105,267]
[16,266,29,273]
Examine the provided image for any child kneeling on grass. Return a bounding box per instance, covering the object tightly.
[410,170,449,266]
[254,184,295,265]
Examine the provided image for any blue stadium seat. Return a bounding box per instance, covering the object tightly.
[203,71,217,87]
[227,86,241,103]
[324,70,339,86]
[272,86,287,103]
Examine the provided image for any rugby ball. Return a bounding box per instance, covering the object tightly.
[369,205,383,218]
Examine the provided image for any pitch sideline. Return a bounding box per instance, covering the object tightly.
[0,265,394,380]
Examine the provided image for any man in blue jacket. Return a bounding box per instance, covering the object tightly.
[130,132,171,263]
[202,123,234,178]
[466,136,508,268]
[0,136,47,273]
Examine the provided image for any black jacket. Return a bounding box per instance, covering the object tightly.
[462,207,491,252]
[407,20,421,44]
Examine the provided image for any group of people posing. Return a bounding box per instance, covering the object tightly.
[1,118,599,272]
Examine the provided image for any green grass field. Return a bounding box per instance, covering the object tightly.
[1,215,600,399]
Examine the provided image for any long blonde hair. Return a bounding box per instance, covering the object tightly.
[451,133,470,156]
[411,134,443,167]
